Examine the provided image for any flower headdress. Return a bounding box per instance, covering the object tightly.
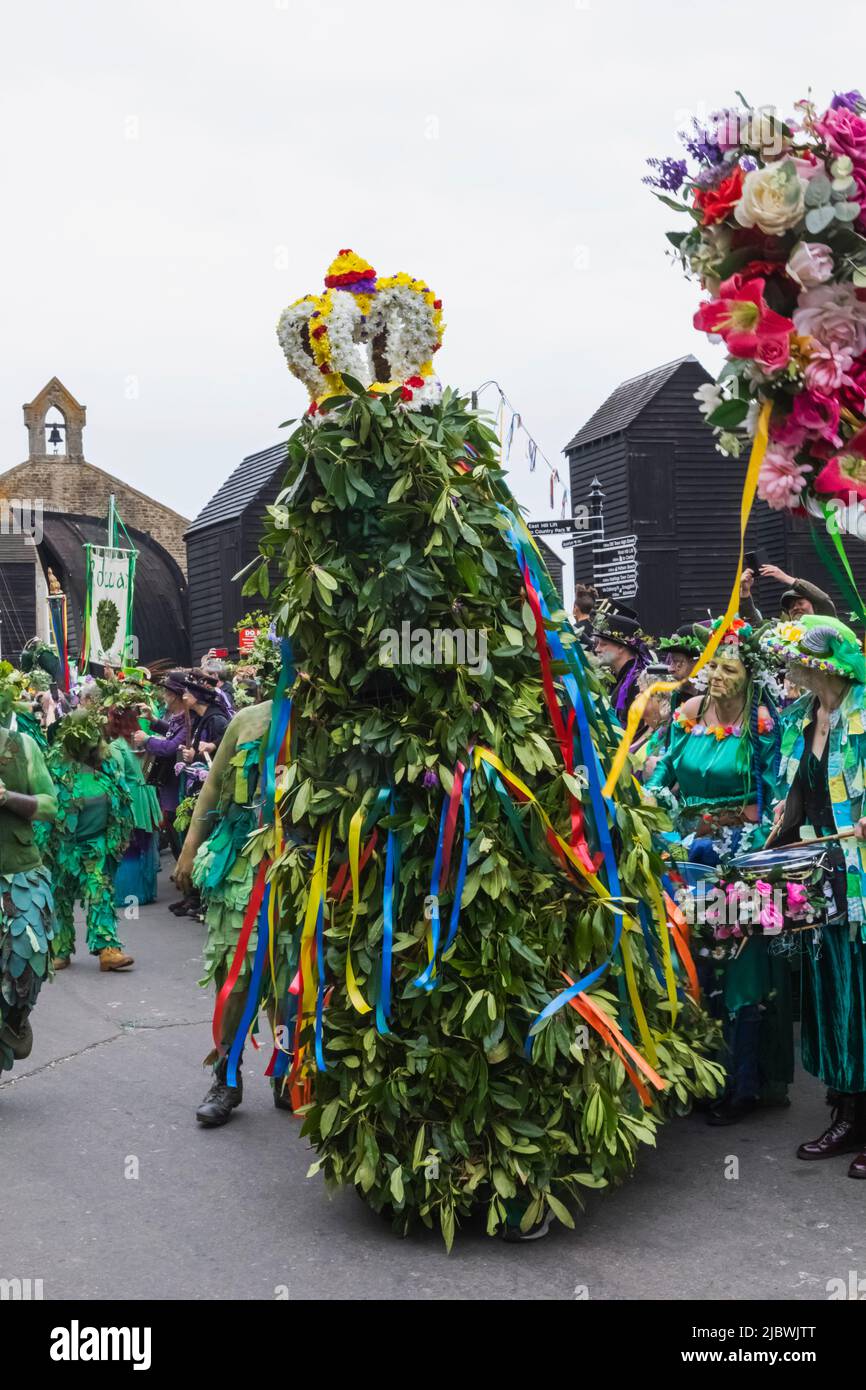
[276,249,445,411]
[658,627,704,658]
[694,617,772,680]
[761,613,866,684]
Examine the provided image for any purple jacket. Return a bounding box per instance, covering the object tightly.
[145,712,188,814]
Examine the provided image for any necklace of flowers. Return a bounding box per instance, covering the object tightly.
[674,709,774,739]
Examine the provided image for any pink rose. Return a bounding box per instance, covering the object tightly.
[794,284,866,357]
[785,882,808,914]
[759,901,784,934]
[770,413,808,450]
[816,106,866,165]
[786,241,835,289]
[791,389,842,444]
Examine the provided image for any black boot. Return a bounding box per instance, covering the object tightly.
[797,1095,866,1160]
[195,1058,243,1127]
[273,1079,293,1112]
[0,1012,33,1060]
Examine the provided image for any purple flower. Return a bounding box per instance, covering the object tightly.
[643,156,688,192]
[423,769,438,789]
[678,118,725,166]
[831,90,865,112]
[739,155,758,172]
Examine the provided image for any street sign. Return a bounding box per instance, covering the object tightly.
[527,518,584,536]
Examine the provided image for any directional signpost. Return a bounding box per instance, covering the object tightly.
[590,534,638,600]
[527,518,582,537]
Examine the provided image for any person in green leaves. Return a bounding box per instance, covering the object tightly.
[764,617,866,1177]
[0,661,57,1075]
[645,620,791,1125]
[173,697,298,1125]
[217,249,724,1246]
[39,709,135,972]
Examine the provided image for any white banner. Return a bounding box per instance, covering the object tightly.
[87,545,134,666]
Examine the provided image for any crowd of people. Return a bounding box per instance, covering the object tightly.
[5,561,866,1191]
[575,561,866,1183]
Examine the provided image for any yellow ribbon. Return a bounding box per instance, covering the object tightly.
[345,806,372,1015]
[601,399,772,798]
[646,877,679,1025]
[297,823,332,1071]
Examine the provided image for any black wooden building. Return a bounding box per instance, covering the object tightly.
[186,440,566,656]
[185,442,288,658]
[565,355,866,635]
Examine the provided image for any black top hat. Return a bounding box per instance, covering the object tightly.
[184,674,219,705]
[591,600,644,648]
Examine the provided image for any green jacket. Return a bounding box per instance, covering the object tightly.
[0,726,57,875]
[777,685,866,932]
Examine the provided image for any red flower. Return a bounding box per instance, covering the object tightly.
[401,386,414,402]
[311,324,327,340]
[693,166,745,227]
[319,363,331,376]
[406,375,425,388]
[433,299,442,310]
[694,275,793,365]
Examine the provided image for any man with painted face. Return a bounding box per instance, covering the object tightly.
[765,616,866,1179]
[646,621,792,1125]
[591,601,652,725]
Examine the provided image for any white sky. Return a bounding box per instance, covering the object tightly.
[0,0,858,592]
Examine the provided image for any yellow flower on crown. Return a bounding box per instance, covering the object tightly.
[276,249,445,409]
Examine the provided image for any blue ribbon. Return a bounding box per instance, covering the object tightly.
[376,797,399,1035]
[314,889,328,1072]
[413,796,449,992]
[262,638,295,820]
[226,881,272,1086]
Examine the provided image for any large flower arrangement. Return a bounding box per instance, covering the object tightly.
[276,250,444,413]
[648,92,866,522]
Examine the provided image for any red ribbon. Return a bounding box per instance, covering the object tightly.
[211,860,268,1055]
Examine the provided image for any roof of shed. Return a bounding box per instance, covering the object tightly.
[564,356,699,453]
[185,441,288,537]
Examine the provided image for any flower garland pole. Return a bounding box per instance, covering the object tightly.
[646,92,866,617]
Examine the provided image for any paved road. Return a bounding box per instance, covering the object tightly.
[1,863,863,1302]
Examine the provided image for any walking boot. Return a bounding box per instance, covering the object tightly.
[797,1096,866,1160]
[53,957,71,971]
[196,1059,243,1127]
[99,947,134,972]
[0,1014,33,1060]
[273,1080,293,1113]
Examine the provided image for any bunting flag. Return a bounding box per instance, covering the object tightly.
[527,439,537,473]
[505,411,521,458]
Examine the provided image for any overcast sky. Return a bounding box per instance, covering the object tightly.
[0,0,858,585]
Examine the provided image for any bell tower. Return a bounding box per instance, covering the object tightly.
[22,377,86,463]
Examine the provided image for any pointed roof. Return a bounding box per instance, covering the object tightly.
[185,441,288,536]
[565,355,700,452]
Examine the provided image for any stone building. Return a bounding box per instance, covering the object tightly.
[0,379,190,666]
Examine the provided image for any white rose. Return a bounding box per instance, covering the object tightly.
[734,162,807,237]
[786,241,835,289]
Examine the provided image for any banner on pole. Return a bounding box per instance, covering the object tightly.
[82,544,137,668]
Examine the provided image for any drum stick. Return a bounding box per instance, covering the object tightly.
[783,828,856,850]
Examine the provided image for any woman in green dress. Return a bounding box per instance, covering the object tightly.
[645,619,792,1124]
[764,616,866,1178]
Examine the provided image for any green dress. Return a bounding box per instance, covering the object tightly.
[645,706,793,1100]
[778,687,866,1093]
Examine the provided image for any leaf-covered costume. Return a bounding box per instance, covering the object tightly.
[0,726,57,1076]
[40,745,134,959]
[228,279,724,1243]
[187,701,296,1065]
[110,737,161,907]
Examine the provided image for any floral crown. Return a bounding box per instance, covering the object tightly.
[276,249,445,411]
[761,614,866,684]
[697,617,771,678]
[658,631,703,656]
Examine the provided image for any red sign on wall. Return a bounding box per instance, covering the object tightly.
[238,628,257,655]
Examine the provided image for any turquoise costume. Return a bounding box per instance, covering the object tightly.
[646,696,793,1107]
[110,738,161,908]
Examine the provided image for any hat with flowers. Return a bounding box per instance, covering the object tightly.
[761,613,866,684]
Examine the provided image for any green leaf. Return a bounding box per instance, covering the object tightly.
[388,474,410,503]
[320,1099,340,1139]
[389,1166,405,1204]
[546,1194,575,1229]
[706,397,749,428]
[521,601,536,636]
